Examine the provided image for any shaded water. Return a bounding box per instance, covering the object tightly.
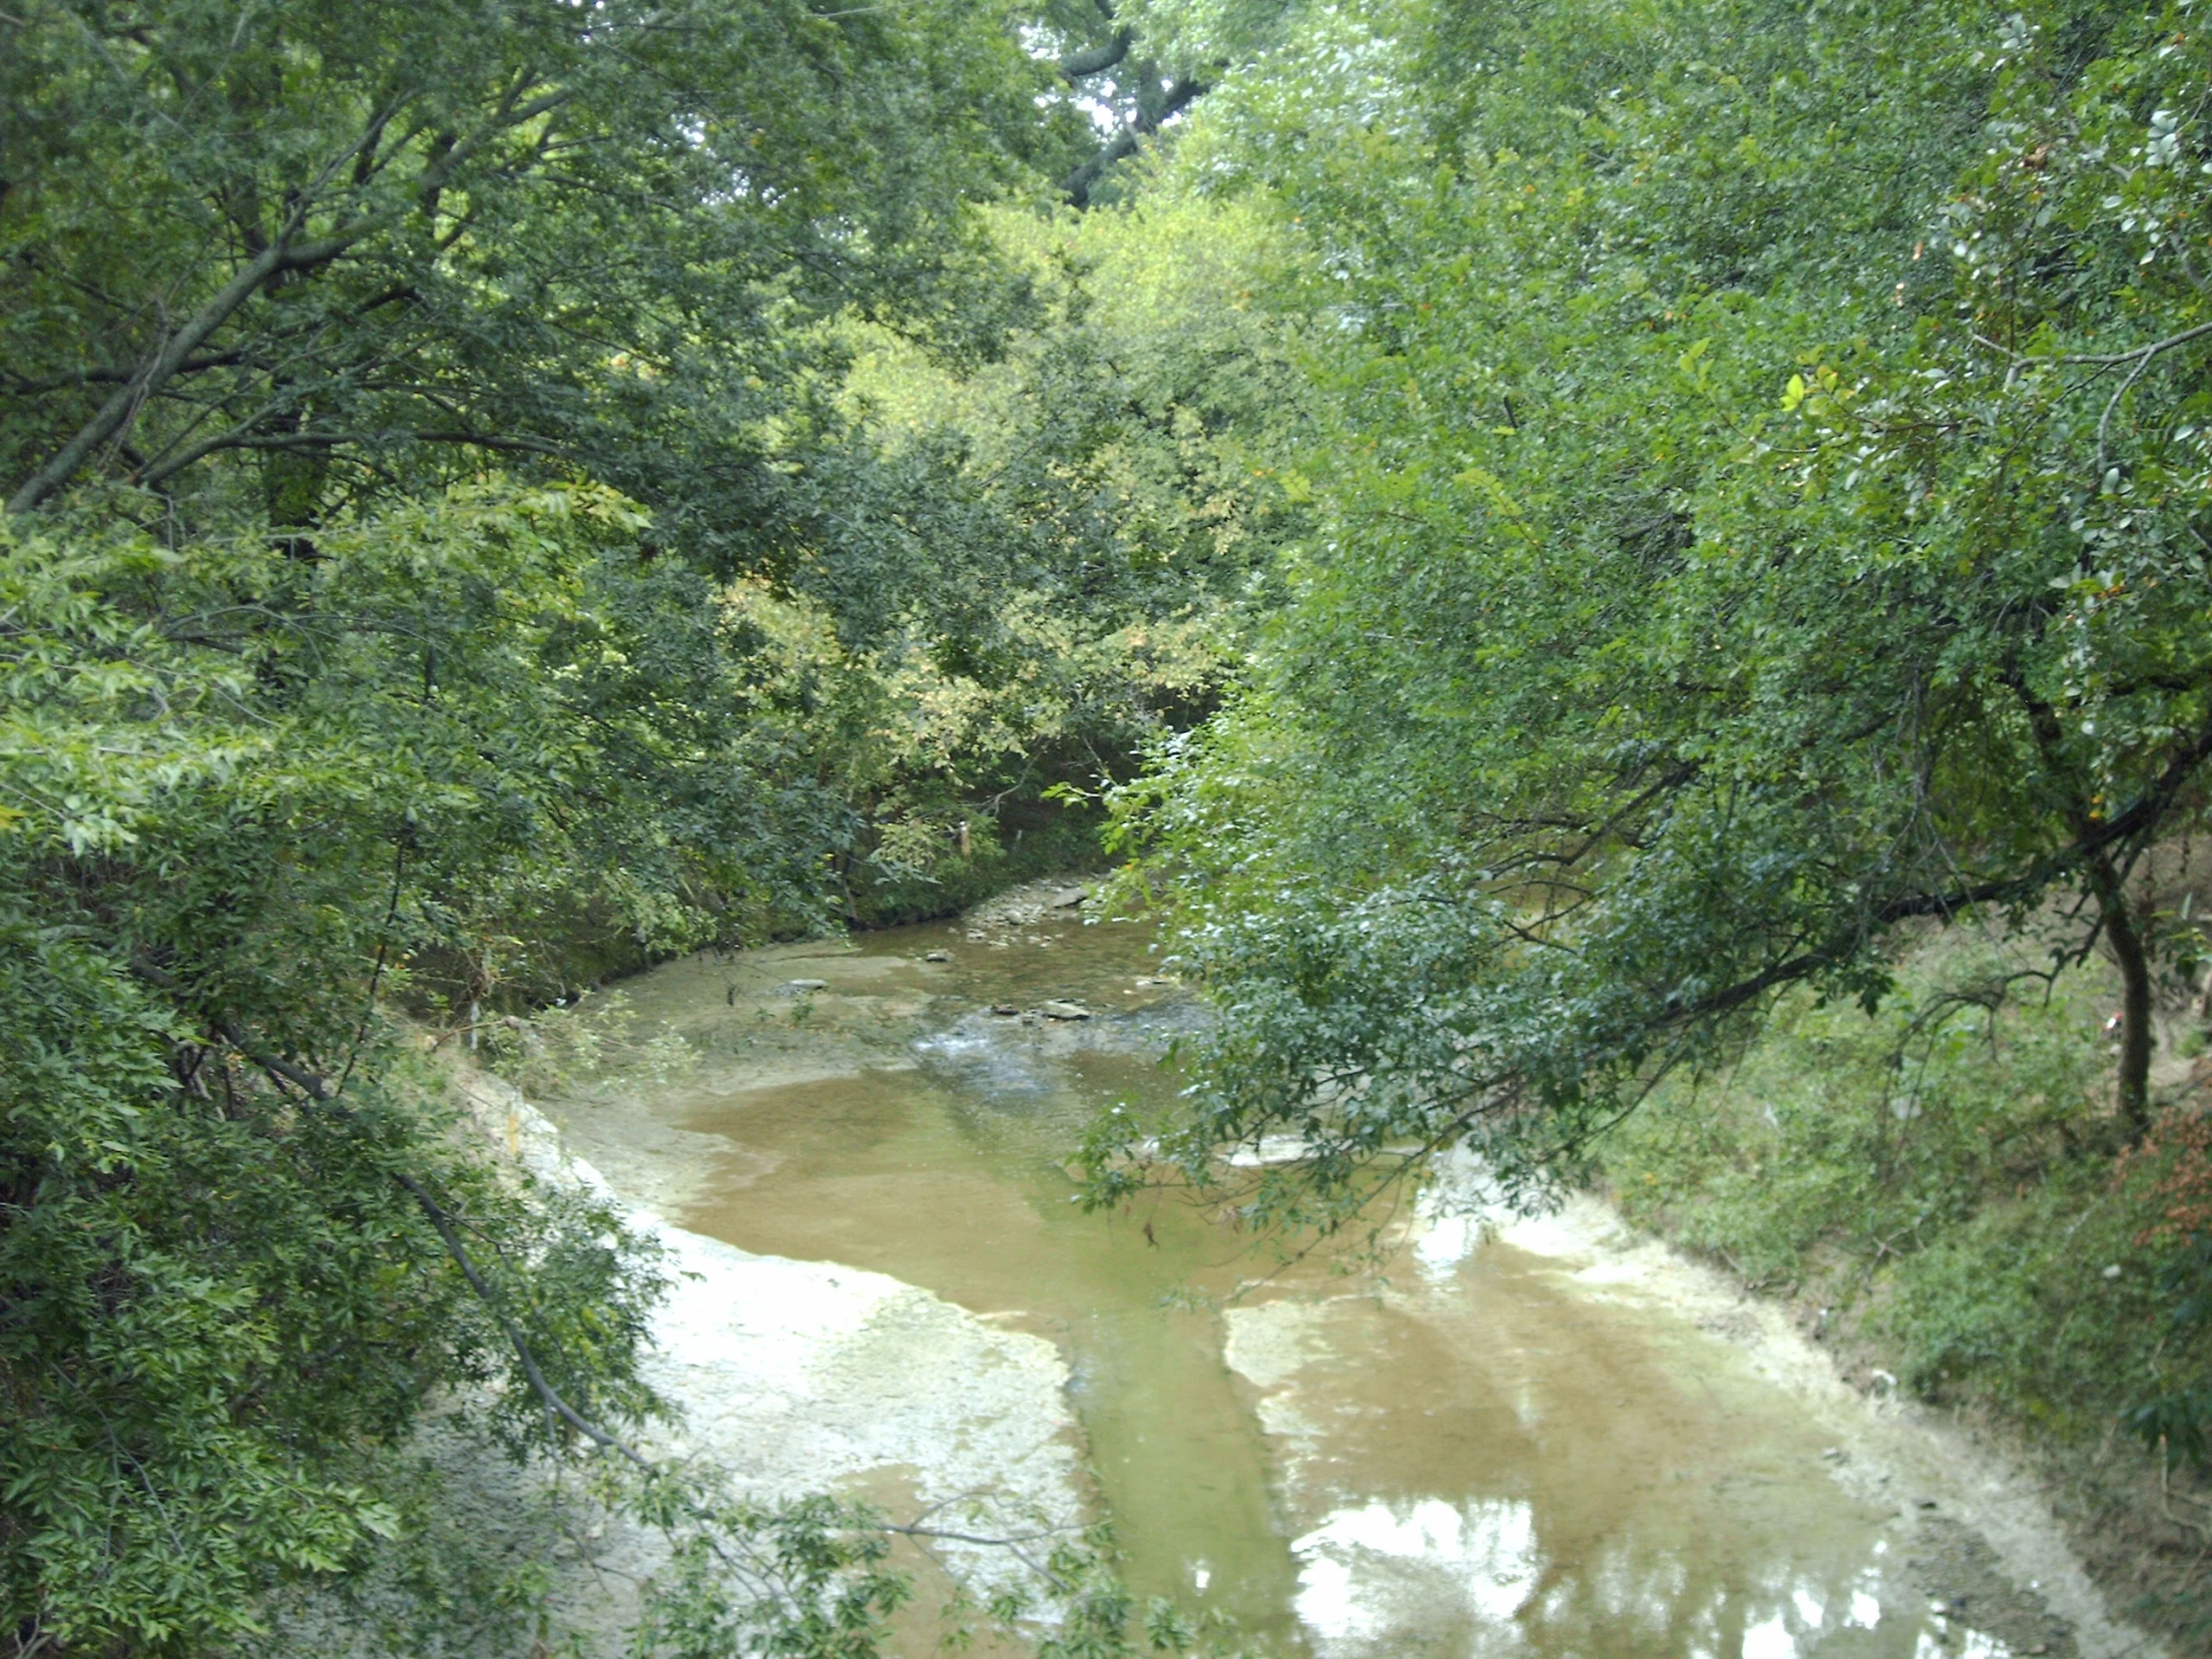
[580,904,2012,1659]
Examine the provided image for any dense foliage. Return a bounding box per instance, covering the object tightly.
[1078,0,2212,1576]
[0,0,1055,517]
[0,481,850,1651]
[0,0,1291,1651]
[1100,0,2212,1244]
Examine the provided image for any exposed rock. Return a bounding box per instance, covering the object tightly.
[777,977,829,994]
[1048,886,1090,908]
[923,949,952,962]
[1040,1001,1090,1020]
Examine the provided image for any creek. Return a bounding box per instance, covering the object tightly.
[543,890,2116,1659]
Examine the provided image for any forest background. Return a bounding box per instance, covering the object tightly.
[8,0,2212,1652]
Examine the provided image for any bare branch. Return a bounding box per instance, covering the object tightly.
[1971,318,2212,369]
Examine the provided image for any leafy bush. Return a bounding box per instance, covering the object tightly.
[0,923,669,1653]
[1879,1165,2178,1431]
[0,492,861,1652]
[1609,947,2105,1279]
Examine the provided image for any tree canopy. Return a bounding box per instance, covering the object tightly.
[0,0,1292,1648]
[1094,0,2212,1236]
[0,0,1056,549]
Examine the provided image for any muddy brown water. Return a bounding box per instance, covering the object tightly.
[563,902,2020,1658]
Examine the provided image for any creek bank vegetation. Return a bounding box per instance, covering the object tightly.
[12,0,2212,1649]
[1599,918,2212,1635]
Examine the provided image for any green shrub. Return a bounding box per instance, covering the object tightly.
[1878,1163,2182,1430]
[1603,940,2212,1437]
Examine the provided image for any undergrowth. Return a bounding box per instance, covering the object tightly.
[1600,931,2212,1451]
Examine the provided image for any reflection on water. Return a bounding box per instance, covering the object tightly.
[572,909,2008,1658]
[1294,1496,1539,1646]
[1226,1212,1965,1659]
[1289,1490,1910,1659]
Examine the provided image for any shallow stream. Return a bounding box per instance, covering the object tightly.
[547,893,2091,1659]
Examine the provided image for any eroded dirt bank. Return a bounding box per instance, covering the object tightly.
[1413,1171,2159,1657]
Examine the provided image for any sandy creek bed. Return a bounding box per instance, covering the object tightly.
[521,885,2164,1659]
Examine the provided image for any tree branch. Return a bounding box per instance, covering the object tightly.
[6,77,577,511]
[1059,28,1132,81]
[1971,318,2212,369]
[2,351,255,396]
[1062,78,1207,206]
[388,1169,658,1469]
[216,1023,339,1100]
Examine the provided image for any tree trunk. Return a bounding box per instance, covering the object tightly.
[2088,854,2155,1139]
[2003,671,2161,1139]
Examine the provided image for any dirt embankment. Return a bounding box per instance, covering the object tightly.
[1508,1174,2202,1656]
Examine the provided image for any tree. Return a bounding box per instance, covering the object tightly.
[0,490,692,1652]
[1092,0,2212,1239]
[0,0,1046,565]
[1039,0,1311,206]
[721,191,1305,920]
[0,0,1297,1645]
